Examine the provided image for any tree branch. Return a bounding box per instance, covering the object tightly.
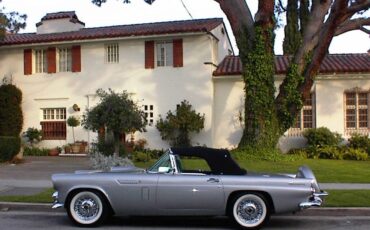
[335,17,370,35]
[213,0,255,42]
[347,0,370,14]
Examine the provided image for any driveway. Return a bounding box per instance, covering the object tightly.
[0,156,90,195]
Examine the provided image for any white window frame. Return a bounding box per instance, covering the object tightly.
[156,41,173,67]
[42,108,67,121]
[143,104,154,126]
[344,90,369,136]
[58,48,72,72]
[105,43,119,63]
[288,93,316,136]
[34,49,47,73]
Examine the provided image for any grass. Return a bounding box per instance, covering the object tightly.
[135,158,370,183]
[0,188,54,203]
[0,187,369,208]
[324,190,370,207]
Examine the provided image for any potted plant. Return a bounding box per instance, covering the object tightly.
[48,147,60,156]
[67,116,81,153]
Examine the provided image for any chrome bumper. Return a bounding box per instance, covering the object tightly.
[300,191,328,209]
[52,191,64,209]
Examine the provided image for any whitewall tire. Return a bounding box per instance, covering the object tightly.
[67,190,108,226]
[232,193,270,229]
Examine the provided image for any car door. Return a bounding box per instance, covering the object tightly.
[156,174,224,211]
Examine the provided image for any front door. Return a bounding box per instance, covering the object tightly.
[156,174,224,214]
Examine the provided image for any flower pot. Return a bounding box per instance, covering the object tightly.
[48,148,59,156]
[71,143,81,153]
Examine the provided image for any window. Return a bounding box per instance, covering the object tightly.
[58,48,72,72]
[175,155,211,174]
[345,91,369,135]
[143,105,154,125]
[105,44,119,63]
[35,49,47,73]
[289,93,315,136]
[156,41,173,67]
[40,108,66,140]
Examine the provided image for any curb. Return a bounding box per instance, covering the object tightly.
[0,202,63,213]
[1,202,370,216]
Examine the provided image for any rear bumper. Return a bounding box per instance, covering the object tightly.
[300,191,328,209]
[51,191,64,209]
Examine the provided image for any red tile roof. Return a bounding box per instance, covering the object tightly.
[213,54,370,76]
[41,11,77,21]
[36,11,85,27]
[0,18,223,46]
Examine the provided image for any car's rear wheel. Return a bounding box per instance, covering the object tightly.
[67,190,108,226]
[231,193,270,229]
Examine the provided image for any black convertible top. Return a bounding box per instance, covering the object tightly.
[170,147,246,175]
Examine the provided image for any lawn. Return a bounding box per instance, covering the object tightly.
[135,158,370,183]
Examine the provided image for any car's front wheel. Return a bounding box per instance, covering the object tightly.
[231,193,270,229]
[67,190,108,226]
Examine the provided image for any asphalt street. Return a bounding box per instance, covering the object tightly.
[1,210,370,230]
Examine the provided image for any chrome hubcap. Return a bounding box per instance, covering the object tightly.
[74,197,99,221]
[236,199,264,225]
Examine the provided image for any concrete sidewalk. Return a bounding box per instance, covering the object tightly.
[1,156,370,197]
[0,156,90,196]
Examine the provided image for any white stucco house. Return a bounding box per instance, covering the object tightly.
[0,11,369,151]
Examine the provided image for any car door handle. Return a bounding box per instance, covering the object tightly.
[207,178,220,183]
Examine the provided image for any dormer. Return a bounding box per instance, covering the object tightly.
[36,11,85,34]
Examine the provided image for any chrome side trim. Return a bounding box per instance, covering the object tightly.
[299,190,328,209]
[52,191,63,209]
[52,203,64,209]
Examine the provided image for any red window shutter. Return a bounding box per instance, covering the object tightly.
[145,41,155,69]
[72,45,81,72]
[24,49,32,75]
[173,39,183,67]
[47,47,56,73]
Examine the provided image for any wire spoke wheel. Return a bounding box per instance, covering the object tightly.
[232,193,269,229]
[68,191,107,226]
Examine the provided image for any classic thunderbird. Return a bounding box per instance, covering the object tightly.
[52,147,327,229]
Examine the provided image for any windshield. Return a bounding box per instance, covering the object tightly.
[147,151,172,173]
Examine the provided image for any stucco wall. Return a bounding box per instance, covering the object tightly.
[0,29,231,149]
[37,18,84,34]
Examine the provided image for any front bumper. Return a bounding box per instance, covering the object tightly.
[52,191,64,209]
[300,191,328,209]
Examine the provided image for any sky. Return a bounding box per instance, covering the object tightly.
[2,0,369,55]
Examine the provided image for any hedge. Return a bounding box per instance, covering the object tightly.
[0,84,23,136]
[0,136,21,162]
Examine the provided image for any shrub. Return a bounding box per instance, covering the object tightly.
[348,133,370,155]
[23,146,50,156]
[90,139,126,157]
[67,116,80,143]
[0,136,21,162]
[303,127,342,148]
[89,152,133,172]
[156,100,205,147]
[23,127,43,146]
[133,139,148,151]
[0,84,23,136]
[231,146,304,162]
[133,151,151,162]
[315,146,342,160]
[342,147,368,161]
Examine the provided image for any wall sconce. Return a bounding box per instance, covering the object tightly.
[72,104,80,112]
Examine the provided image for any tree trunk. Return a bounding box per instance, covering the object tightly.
[113,131,120,158]
[238,0,279,149]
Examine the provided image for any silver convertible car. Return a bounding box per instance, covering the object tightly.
[52,147,327,229]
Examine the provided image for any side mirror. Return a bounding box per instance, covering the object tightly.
[158,166,171,173]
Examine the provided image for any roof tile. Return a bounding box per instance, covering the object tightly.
[0,18,223,46]
[213,54,370,76]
